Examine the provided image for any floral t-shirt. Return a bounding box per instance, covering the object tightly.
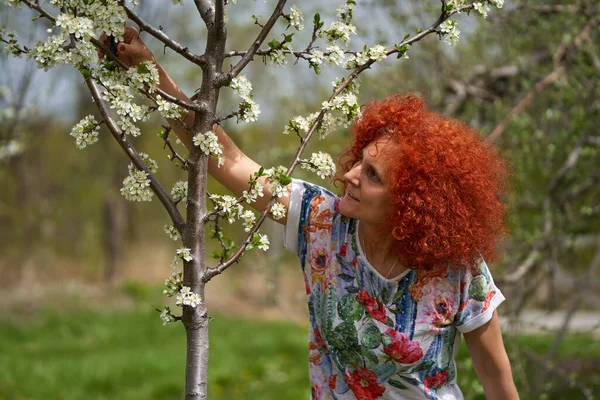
[284,180,505,400]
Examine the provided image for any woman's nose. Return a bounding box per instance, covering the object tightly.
[344,163,361,186]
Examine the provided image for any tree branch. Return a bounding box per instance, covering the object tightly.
[195,0,216,28]
[85,78,185,233]
[227,0,287,80]
[119,2,208,69]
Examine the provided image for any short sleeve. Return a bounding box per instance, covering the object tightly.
[284,179,306,254]
[283,179,337,257]
[454,259,505,333]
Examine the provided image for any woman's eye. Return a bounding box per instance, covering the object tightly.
[367,166,380,181]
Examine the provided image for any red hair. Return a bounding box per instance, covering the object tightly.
[335,94,510,270]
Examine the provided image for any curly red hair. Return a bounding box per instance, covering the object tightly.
[335,94,510,270]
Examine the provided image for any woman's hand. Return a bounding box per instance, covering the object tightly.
[98,26,154,68]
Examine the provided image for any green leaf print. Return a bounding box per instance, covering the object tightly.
[392,287,405,304]
[381,285,390,304]
[330,323,359,351]
[338,294,364,323]
[468,275,488,302]
[359,323,382,349]
[337,348,363,367]
[360,347,379,368]
[388,379,409,390]
[409,360,435,373]
[386,316,395,327]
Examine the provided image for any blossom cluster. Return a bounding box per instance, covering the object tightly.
[163,270,183,297]
[120,158,156,202]
[301,151,337,179]
[193,131,224,167]
[440,20,460,46]
[170,246,192,269]
[164,224,179,241]
[246,232,270,251]
[210,194,246,224]
[230,75,261,123]
[264,166,290,198]
[242,179,264,204]
[159,306,175,325]
[24,0,126,70]
[287,5,304,31]
[270,202,286,220]
[170,180,188,202]
[69,115,100,149]
[176,286,202,308]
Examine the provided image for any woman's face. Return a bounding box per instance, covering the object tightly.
[339,138,393,227]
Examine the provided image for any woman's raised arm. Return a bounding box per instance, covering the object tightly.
[99,27,290,224]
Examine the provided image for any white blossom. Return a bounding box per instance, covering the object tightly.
[445,0,468,13]
[302,151,337,179]
[170,181,188,202]
[211,194,244,224]
[156,95,184,120]
[230,75,253,99]
[344,52,370,69]
[440,20,460,46]
[270,181,289,198]
[55,14,94,40]
[193,131,224,166]
[117,117,141,137]
[176,247,193,262]
[242,181,264,203]
[269,49,287,66]
[164,224,179,241]
[239,98,261,123]
[325,45,345,65]
[159,306,175,325]
[121,164,153,202]
[489,0,504,8]
[126,61,160,92]
[368,44,388,61]
[283,115,312,135]
[70,115,99,149]
[319,21,357,44]
[163,270,183,296]
[337,2,355,22]
[170,255,180,269]
[309,49,324,65]
[240,209,256,232]
[257,233,270,251]
[176,286,202,308]
[473,2,490,18]
[139,152,158,173]
[288,5,304,31]
[270,202,287,220]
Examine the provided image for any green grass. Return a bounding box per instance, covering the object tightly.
[0,308,597,400]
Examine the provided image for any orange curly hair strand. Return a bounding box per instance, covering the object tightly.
[335,94,510,270]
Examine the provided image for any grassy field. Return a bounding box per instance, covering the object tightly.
[0,307,598,400]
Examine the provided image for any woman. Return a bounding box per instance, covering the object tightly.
[102,27,519,400]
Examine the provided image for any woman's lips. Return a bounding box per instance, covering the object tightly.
[347,191,359,202]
